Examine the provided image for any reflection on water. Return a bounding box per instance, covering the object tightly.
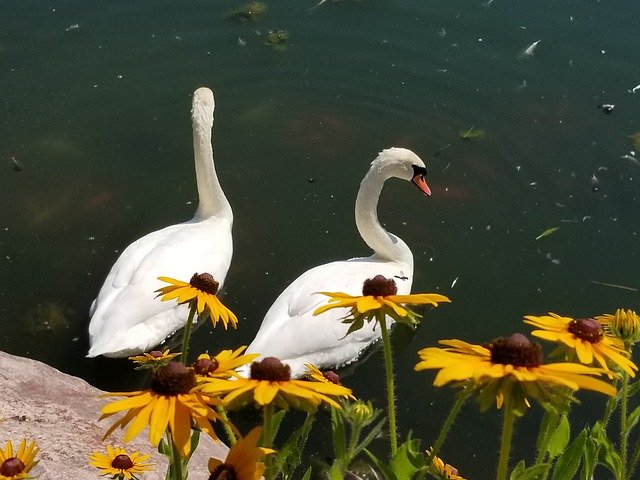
[1,0,639,476]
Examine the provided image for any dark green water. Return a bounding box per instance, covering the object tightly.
[1,0,639,477]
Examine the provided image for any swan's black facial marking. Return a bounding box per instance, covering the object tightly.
[411,165,431,196]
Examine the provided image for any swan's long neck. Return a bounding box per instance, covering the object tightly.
[355,167,413,267]
[192,103,232,221]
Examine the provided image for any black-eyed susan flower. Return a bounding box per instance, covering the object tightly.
[198,357,353,412]
[304,364,356,399]
[193,346,259,379]
[596,308,640,347]
[415,334,616,416]
[89,446,153,480]
[0,439,38,480]
[101,361,224,458]
[314,275,450,333]
[427,448,466,480]
[524,312,637,377]
[128,349,181,370]
[207,427,274,480]
[156,274,238,329]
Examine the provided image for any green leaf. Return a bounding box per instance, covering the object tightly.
[353,418,386,458]
[627,405,640,433]
[596,431,622,478]
[627,378,640,397]
[363,448,398,480]
[551,428,586,480]
[273,413,315,479]
[300,466,313,480]
[330,406,347,461]
[580,428,599,480]
[547,414,570,459]
[388,437,425,479]
[536,227,560,241]
[509,460,550,480]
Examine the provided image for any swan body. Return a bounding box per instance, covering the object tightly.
[243,147,431,378]
[88,87,233,358]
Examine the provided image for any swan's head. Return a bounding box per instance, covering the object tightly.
[373,147,431,196]
[191,87,215,129]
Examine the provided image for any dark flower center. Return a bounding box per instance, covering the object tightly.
[322,370,341,384]
[151,361,197,394]
[488,333,542,368]
[568,318,604,343]
[208,464,237,480]
[362,275,398,296]
[250,357,291,381]
[149,350,165,358]
[190,273,219,295]
[194,357,219,376]
[0,458,26,476]
[111,454,134,470]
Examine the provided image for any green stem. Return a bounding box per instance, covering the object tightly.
[216,405,237,445]
[497,406,516,480]
[621,373,630,479]
[180,303,197,365]
[263,403,276,480]
[377,310,398,456]
[165,430,185,480]
[426,387,471,466]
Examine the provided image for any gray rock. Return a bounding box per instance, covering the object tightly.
[0,350,228,479]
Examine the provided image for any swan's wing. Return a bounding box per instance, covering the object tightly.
[245,257,412,376]
[88,217,232,356]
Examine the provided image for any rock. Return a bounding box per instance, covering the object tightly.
[0,351,228,479]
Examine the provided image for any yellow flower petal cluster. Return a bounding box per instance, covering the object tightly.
[156,274,238,329]
[596,308,640,346]
[524,312,637,377]
[89,446,153,479]
[208,427,274,480]
[415,337,616,415]
[428,448,466,480]
[199,358,353,412]
[0,440,39,480]
[100,362,223,458]
[128,349,181,370]
[194,346,259,379]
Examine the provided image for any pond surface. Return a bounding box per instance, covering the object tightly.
[1,0,639,477]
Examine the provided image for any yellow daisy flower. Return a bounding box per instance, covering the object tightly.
[524,312,637,377]
[156,273,238,329]
[128,349,181,370]
[100,361,224,458]
[314,274,450,332]
[199,357,353,412]
[0,440,38,480]
[428,448,466,480]
[304,364,356,399]
[596,308,640,346]
[208,427,274,480]
[89,446,153,480]
[415,334,616,415]
[193,346,259,379]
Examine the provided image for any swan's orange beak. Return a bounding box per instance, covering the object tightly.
[412,174,432,197]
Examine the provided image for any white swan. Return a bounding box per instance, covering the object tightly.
[243,147,431,378]
[87,87,233,358]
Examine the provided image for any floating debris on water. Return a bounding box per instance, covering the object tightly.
[536,226,559,240]
[264,29,290,50]
[590,280,638,292]
[598,103,615,114]
[459,127,485,140]
[630,84,640,94]
[518,40,541,59]
[228,2,266,24]
[65,24,80,32]
[591,173,599,192]
[620,152,639,166]
[11,156,22,172]
[451,276,459,288]
[629,132,640,150]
